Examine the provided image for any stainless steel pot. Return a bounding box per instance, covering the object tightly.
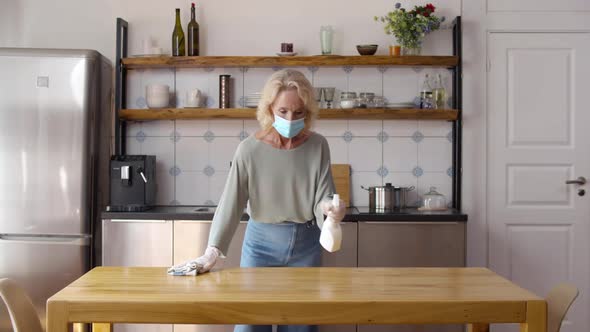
[361,183,415,210]
[393,185,415,209]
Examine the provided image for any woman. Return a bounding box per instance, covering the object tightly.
[168,69,346,332]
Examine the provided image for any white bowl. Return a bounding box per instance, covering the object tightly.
[146,94,169,108]
[146,84,170,94]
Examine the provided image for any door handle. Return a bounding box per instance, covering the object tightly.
[565,177,586,185]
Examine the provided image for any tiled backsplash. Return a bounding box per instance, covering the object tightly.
[126,67,454,207]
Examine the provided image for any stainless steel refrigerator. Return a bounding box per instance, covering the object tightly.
[0,48,112,331]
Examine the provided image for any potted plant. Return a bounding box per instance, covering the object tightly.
[375,3,445,55]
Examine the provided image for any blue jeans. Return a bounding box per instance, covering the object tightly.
[234,219,321,332]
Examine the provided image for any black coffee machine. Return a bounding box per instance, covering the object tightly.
[107,155,156,212]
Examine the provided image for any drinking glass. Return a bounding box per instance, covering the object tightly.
[320,26,334,55]
[322,87,335,109]
[314,87,323,107]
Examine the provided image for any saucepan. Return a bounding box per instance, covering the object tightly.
[361,183,415,211]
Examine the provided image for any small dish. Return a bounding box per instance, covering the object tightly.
[356,45,378,56]
[276,52,298,57]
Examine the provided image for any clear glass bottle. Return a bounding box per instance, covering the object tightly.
[432,74,446,109]
[172,8,186,56]
[419,74,433,109]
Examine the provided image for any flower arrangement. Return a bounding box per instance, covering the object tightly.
[375,3,445,54]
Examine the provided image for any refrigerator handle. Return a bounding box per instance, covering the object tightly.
[0,234,91,246]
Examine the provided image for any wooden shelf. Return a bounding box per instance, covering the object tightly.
[120,108,458,121]
[122,55,458,69]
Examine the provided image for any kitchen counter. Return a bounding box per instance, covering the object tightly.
[102,206,467,222]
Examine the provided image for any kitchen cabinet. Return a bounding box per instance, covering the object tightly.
[173,220,248,332]
[357,221,465,332]
[102,219,173,332]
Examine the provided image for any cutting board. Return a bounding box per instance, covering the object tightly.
[331,164,351,207]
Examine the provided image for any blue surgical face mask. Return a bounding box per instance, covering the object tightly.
[272,114,305,138]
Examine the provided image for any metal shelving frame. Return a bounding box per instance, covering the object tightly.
[114,16,463,209]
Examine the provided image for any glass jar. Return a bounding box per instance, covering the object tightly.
[421,187,447,210]
[358,92,375,108]
[373,96,385,108]
[339,92,357,109]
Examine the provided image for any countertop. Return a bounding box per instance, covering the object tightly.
[102,206,467,222]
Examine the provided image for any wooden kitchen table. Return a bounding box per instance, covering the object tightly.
[46,267,546,332]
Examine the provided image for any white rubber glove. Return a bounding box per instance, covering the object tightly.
[167,246,224,276]
[321,197,346,223]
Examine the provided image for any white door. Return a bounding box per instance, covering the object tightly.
[488,33,590,332]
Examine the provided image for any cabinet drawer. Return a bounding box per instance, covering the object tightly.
[102,219,173,332]
[358,222,465,268]
[357,221,465,332]
[173,220,247,332]
[319,222,357,332]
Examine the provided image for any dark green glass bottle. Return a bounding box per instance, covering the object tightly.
[172,8,185,56]
[187,3,200,56]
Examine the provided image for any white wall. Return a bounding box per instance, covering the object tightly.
[1,0,459,62]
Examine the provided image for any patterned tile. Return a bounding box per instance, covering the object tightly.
[326,137,348,164]
[418,120,452,137]
[383,137,417,172]
[418,137,452,172]
[377,131,389,143]
[314,120,348,137]
[169,166,181,177]
[209,137,241,171]
[204,130,216,142]
[348,138,382,172]
[411,131,424,143]
[135,131,146,142]
[377,166,389,178]
[348,120,382,137]
[175,137,208,172]
[412,166,424,178]
[176,120,209,137]
[175,171,208,205]
[447,166,454,177]
[383,120,417,137]
[209,120,243,137]
[209,171,230,204]
[342,131,354,142]
[169,131,181,142]
[203,165,216,177]
[239,130,249,141]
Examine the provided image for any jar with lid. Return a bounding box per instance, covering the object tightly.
[339,92,357,109]
[357,92,375,108]
[373,95,385,108]
[421,186,447,210]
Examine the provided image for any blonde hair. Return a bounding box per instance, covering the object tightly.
[256,69,319,131]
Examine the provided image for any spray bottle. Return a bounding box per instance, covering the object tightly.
[320,194,342,252]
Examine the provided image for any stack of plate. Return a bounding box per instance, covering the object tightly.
[245,92,262,108]
[386,101,416,109]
